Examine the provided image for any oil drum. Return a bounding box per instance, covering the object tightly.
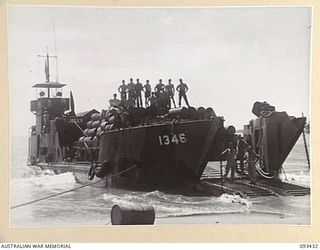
[86,121,93,129]
[109,107,121,116]
[100,121,108,130]
[96,127,102,134]
[108,116,116,124]
[206,107,217,118]
[91,120,100,129]
[187,107,197,118]
[197,107,206,114]
[96,131,103,139]
[197,107,206,119]
[87,128,97,138]
[83,128,90,136]
[105,124,115,131]
[111,204,155,225]
[91,113,102,121]
[168,107,188,118]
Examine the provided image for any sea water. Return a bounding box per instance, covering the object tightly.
[10,134,310,227]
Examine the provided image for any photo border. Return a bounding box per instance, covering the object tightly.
[1,0,319,242]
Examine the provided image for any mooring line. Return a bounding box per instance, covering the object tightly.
[10,165,138,210]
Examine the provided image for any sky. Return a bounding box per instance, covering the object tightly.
[7,6,312,136]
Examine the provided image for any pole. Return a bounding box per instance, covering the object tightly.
[220,161,224,193]
[301,113,310,169]
[302,126,310,169]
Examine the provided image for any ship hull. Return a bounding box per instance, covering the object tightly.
[97,119,222,189]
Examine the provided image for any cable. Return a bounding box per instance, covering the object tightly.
[10,164,138,210]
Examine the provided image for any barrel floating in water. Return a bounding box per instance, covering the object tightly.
[111,204,155,225]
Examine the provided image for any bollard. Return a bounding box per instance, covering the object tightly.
[111,204,155,225]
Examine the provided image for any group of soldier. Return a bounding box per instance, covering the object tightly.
[222,135,257,184]
[115,78,190,110]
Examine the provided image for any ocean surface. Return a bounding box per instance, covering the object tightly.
[10,134,310,227]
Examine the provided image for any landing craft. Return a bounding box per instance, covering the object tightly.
[28,53,309,195]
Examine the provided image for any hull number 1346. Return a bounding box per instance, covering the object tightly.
[159,133,187,146]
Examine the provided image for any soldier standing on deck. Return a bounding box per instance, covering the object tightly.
[236,135,246,173]
[135,78,143,108]
[118,80,128,101]
[154,79,165,98]
[127,78,136,106]
[147,92,158,116]
[143,80,152,107]
[176,79,190,107]
[166,79,176,109]
[247,145,257,185]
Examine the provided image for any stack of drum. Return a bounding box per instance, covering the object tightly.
[77,106,217,142]
[168,107,217,120]
[78,108,130,142]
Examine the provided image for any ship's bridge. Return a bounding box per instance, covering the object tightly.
[30,81,69,118]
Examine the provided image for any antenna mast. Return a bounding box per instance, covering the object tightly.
[53,20,59,82]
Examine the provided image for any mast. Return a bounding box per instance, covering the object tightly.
[38,49,58,98]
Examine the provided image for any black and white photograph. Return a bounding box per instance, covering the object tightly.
[8,5,311,227]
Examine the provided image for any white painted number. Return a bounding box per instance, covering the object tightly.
[172,134,179,144]
[179,133,187,143]
[158,133,187,146]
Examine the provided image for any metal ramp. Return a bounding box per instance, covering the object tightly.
[202,178,278,198]
[201,164,310,197]
[258,179,310,196]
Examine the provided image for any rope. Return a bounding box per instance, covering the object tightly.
[10,164,138,210]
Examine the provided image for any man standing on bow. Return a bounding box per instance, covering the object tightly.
[154,79,165,98]
[143,80,152,107]
[118,80,128,101]
[176,79,190,107]
[165,79,176,109]
[127,78,136,106]
[135,78,143,108]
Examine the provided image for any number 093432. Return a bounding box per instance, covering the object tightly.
[300,244,318,249]
[158,133,187,145]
